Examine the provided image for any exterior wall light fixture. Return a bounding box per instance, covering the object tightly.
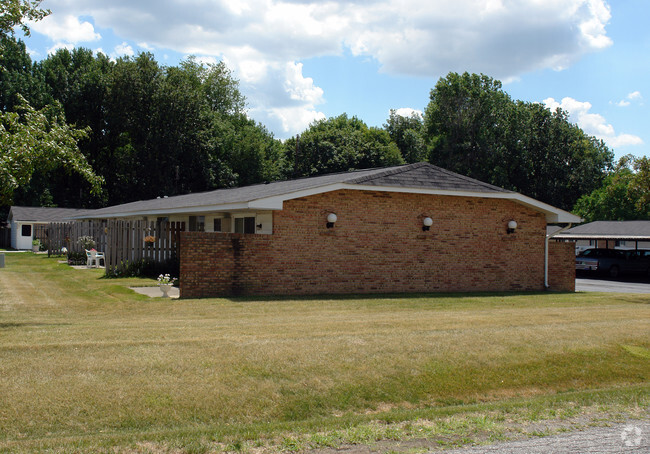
[507,220,518,234]
[422,217,433,231]
[326,213,337,228]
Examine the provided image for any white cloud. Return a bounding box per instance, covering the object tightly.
[30,14,100,43]
[32,1,613,137]
[47,42,74,55]
[25,46,39,58]
[613,91,643,108]
[627,91,642,100]
[543,97,643,149]
[114,42,134,57]
[194,56,219,66]
[393,108,423,118]
[240,61,326,135]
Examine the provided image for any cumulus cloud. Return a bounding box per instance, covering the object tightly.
[113,42,135,57]
[628,91,642,100]
[393,108,423,118]
[615,91,643,107]
[544,97,643,148]
[30,14,100,43]
[47,42,74,55]
[30,0,613,137]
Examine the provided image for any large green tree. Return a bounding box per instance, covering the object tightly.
[284,114,404,178]
[424,72,613,210]
[5,45,284,207]
[0,0,48,39]
[384,109,426,163]
[1,2,103,207]
[573,155,650,222]
[0,96,102,205]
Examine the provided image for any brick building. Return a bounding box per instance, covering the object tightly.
[79,162,580,297]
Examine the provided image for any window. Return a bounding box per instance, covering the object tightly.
[189,216,205,232]
[213,218,222,232]
[21,224,32,237]
[234,216,256,234]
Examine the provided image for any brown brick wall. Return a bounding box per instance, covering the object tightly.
[180,190,572,298]
[547,241,576,292]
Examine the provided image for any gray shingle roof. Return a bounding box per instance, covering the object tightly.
[9,206,92,222]
[557,220,650,239]
[84,162,512,218]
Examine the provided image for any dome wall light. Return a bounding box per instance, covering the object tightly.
[422,216,433,231]
[326,213,337,229]
[507,220,518,234]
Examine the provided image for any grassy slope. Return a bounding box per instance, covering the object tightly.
[0,253,648,452]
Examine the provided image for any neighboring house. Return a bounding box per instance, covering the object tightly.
[77,162,580,297]
[553,220,650,252]
[7,206,91,250]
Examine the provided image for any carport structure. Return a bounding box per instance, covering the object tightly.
[554,220,650,250]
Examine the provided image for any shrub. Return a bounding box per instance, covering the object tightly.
[107,256,180,281]
[67,251,87,266]
[77,236,96,250]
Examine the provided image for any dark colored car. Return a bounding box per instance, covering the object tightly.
[575,248,650,278]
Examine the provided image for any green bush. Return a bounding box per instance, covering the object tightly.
[107,257,179,281]
[67,251,87,266]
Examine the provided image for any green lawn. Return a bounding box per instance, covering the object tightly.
[0,253,648,453]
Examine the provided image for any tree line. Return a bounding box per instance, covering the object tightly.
[1,1,645,220]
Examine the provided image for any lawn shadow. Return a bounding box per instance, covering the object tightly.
[0,322,72,329]
[220,289,568,304]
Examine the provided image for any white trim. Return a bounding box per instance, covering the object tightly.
[554,234,650,240]
[76,203,251,220]
[74,182,581,223]
[249,183,582,223]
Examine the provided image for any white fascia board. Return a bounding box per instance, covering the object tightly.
[249,183,581,223]
[554,234,650,240]
[74,203,251,220]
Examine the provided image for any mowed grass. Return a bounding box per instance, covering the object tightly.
[0,253,648,452]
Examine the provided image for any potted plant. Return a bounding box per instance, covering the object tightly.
[32,239,40,252]
[157,274,177,298]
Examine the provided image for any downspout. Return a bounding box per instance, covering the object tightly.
[545,223,573,289]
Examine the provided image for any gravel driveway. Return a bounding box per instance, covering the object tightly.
[441,421,649,453]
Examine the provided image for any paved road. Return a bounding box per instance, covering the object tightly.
[442,421,649,453]
[576,277,650,293]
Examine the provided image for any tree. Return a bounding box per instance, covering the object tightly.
[424,72,511,183]
[573,155,650,222]
[0,95,103,205]
[0,3,103,207]
[284,114,404,178]
[0,0,49,39]
[423,72,613,210]
[384,109,426,163]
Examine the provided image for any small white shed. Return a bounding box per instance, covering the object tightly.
[8,206,90,250]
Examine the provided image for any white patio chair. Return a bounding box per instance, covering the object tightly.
[95,251,105,268]
[85,249,95,268]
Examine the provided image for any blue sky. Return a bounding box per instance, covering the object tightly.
[20,0,648,160]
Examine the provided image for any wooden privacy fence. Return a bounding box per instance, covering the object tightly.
[46,221,108,255]
[105,220,184,273]
[46,220,184,274]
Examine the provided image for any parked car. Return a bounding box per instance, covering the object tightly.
[575,248,650,278]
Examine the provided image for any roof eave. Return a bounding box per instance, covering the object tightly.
[250,183,580,223]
